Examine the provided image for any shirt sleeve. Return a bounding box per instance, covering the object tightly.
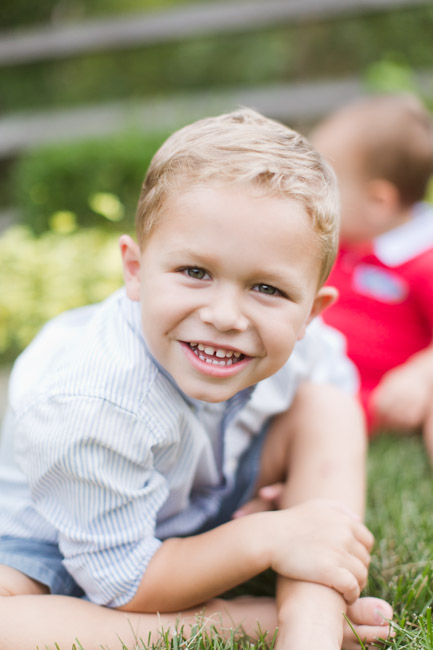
[290,317,360,394]
[15,394,168,607]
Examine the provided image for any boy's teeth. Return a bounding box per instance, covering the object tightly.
[190,342,242,361]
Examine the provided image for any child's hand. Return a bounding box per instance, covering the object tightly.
[232,482,284,518]
[267,499,373,604]
[371,361,432,431]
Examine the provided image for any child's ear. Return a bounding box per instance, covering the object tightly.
[367,179,401,217]
[297,286,338,340]
[119,234,142,301]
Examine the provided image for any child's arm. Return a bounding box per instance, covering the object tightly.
[270,382,375,650]
[370,340,433,431]
[119,495,372,613]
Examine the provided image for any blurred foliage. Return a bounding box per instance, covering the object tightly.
[11,130,169,233]
[0,226,123,363]
[0,0,210,30]
[1,6,433,115]
[365,57,433,110]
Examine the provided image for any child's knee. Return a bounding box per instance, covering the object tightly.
[0,564,49,596]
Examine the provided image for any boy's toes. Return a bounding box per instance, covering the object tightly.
[342,597,394,649]
[342,623,394,650]
[346,596,393,626]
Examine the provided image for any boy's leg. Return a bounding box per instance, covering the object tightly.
[255,383,365,510]
[0,591,391,650]
[252,382,392,650]
[0,564,49,596]
[0,594,277,650]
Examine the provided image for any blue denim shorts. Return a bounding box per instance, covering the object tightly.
[0,536,84,596]
[0,428,267,595]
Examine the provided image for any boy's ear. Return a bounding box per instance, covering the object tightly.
[367,179,401,216]
[119,234,142,301]
[297,286,338,340]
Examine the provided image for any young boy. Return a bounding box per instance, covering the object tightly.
[312,95,433,460]
[0,108,392,650]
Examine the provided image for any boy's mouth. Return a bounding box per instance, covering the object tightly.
[187,342,245,366]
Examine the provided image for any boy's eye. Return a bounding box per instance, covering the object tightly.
[184,267,209,280]
[253,283,282,296]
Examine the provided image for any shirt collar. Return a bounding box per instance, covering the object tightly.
[373,202,433,266]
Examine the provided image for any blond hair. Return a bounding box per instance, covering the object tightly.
[318,94,433,206]
[136,108,340,285]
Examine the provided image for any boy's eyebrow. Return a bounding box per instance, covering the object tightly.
[252,269,307,297]
[168,249,308,296]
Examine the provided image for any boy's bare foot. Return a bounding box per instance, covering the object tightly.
[343,597,394,649]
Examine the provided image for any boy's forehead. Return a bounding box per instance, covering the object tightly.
[146,184,321,277]
[156,182,312,233]
[162,179,310,214]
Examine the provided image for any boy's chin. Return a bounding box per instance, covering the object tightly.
[177,377,248,403]
[182,385,238,403]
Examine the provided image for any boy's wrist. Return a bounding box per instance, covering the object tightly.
[237,511,275,574]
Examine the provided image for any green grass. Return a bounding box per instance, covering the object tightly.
[365,434,433,649]
[36,434,433,649]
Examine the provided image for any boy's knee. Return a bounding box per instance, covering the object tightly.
[0,564,49,596]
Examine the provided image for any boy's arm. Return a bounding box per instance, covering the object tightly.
[371,340,433,431]
[119,493,371,613]
[273,382,369,649]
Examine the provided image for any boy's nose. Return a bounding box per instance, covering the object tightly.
[199,288,249,332]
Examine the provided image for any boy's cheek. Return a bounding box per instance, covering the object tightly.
[264,334,297,373]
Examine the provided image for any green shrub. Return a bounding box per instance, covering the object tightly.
[12,130,169,234]
[0,225,123,363]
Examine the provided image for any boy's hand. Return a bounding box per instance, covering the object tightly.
[371,361,432,431]
[266,499,373,604]
[232,482,284,518]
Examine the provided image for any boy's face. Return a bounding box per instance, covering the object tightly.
[121,184,336,402]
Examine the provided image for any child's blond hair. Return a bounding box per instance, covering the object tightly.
[135,108,340,286]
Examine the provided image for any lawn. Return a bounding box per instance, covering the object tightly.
[364,434,433,649]
[36,433,433,650]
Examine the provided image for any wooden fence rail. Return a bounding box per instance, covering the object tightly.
[0,0,428,66]
[1,70,432,158]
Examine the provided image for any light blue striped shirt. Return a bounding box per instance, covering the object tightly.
[0,289,357,607]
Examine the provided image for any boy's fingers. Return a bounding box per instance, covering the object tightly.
[347,555,369,592]
[352,540,371,568]
[353,522,375,551]
[233,482,285,518]
[332,567,361,605]
[258,482,284,502]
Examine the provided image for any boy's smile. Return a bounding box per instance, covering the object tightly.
[121,184,336,402]
[180,341,251,377]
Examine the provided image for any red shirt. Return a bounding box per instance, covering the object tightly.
[323,205,433,426]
